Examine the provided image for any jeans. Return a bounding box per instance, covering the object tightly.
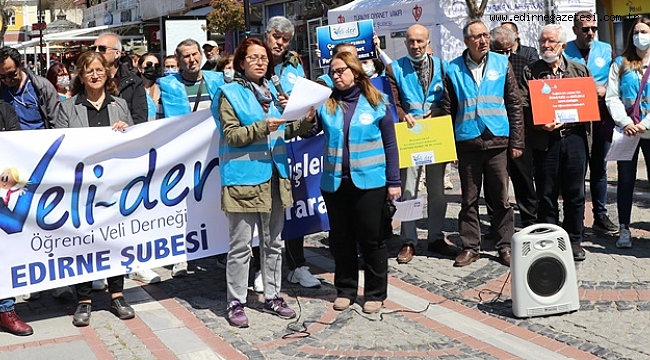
[0,298,14,312]
[399,162,448,245]
[617,139,650,225]
[590,118,612,217]
[533,129,588,244]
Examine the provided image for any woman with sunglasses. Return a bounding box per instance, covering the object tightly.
[137,53,163,121]
[306,52,401,314]
[55,51,134,327]
[212,37,315,328]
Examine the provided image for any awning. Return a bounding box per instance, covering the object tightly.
[184,6,213,16]
[12,21,142,50]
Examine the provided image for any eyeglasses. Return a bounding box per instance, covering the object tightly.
[581,26,598,33]
[85,68,106,77]
[245,55,269,64]
[331,67,349,76]
[467,33,490,41]
[89,45,117,53]
[144,61,160,68]
[0,70,19,80]
[493,48,512,55]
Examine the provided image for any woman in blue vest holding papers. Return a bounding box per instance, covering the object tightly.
[212,37,315,328]
[605,17,650,249]
[306,52,401,314]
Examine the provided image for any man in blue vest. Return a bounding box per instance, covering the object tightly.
[442,20,524,267]
[386,24,457,264]
[521,24,592,262]
[564,11,618,236]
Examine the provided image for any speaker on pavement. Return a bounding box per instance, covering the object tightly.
[511,224,580,318]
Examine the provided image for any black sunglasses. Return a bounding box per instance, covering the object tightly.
[581,26,598,33]
[89,45,117,53]
[493,48,512,55]
[0,70,18,80]
[145,61,160,68]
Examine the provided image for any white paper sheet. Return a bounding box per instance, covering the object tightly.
[281,77,332,121]
[393,198,425,221]
[606,127,641,162]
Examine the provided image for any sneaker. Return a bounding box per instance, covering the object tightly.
[227,301,248,328]
[129,268,161,284]
[110,297,135,320]
[253,270,264,293]
[593,214,619,234]
[172,262,188,278]
[92,279,107,291]
[287,266,321,288]
[263,295,296,319]
[616,228,632,248]
[72,303,92,327]
[51,286,74,299]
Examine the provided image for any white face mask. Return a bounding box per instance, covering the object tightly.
[633,33,650,51]
[541,46,562,64]
[362,63,375,77]
[223,69,235,83]
[56,75,70,87]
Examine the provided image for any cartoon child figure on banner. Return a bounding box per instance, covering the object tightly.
[0,168,26,210]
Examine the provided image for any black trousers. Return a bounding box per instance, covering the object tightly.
[322,179,389,302]
[76,276,124,302]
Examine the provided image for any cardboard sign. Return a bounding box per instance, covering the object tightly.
[316,20,376,67]
[394,116,457,168]
[528,78,600,125]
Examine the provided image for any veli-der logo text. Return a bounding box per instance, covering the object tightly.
[330,23,359,40]
[2,135,220,288]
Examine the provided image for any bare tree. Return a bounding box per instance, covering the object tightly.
[466,0,489,20]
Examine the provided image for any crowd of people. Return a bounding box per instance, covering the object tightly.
[0,12,648,335]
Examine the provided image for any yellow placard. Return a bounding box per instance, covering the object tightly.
[394,115,457,168]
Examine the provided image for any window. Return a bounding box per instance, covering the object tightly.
[7,9,15,26]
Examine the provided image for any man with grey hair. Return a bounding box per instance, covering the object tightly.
[484,26,537,230]
[265,16,304,96]
[93,32,147,124]
[520,24,592,261]
[442,19,524,267]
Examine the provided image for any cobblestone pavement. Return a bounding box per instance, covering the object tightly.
[0,159,649,359]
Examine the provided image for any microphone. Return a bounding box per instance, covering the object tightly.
[271,75,286,97]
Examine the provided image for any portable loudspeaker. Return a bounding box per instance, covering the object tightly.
[511,224,580,318]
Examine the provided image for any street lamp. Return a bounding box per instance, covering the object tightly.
[38,0,44,75]
[243,0,250,37]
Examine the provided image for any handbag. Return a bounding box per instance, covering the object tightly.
[601,63,650,141]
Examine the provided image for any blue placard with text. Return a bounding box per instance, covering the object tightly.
[316,19,376,68]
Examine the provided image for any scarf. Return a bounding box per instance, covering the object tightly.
[240,74,273,112]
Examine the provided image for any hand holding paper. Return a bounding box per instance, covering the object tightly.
[281,77,332,121]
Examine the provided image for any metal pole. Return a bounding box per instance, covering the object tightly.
[243,0,250,38]
[38,0,44,75]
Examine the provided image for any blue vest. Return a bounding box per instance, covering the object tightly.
[159,71,223,118]
[564,40,612,86]
[274,62,305,94]
[615,57,650,118]
[391,55,446,118]
[145,92,157,121]
[214,82,289,186]
[318,94,387,192]
[447,52,510,142]
[317,73,334,88]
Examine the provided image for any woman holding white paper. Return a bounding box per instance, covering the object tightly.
[605,17,650,249]
[211,37,314,328]
[306,52,401,314]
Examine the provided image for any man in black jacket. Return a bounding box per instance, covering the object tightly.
[93,32,147,124]
[0,47,60,129]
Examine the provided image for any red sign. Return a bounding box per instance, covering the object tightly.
[529,78,600,125]
[31,22,46,31]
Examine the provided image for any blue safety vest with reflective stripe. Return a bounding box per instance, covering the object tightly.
[564,40,611,86]
[159,71,223,118]
[391,55,446,118]
[447,52,510,142]
[274,62,305,95]
[145,92,157,121]
[319,94,387,192]
[615,56,650,118]
[317,73,334,88]
[213,82,289,186]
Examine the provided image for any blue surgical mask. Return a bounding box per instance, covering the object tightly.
[407,53,427,63]
[164,68,178,76]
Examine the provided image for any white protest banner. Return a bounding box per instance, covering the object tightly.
[0,110,229,298]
